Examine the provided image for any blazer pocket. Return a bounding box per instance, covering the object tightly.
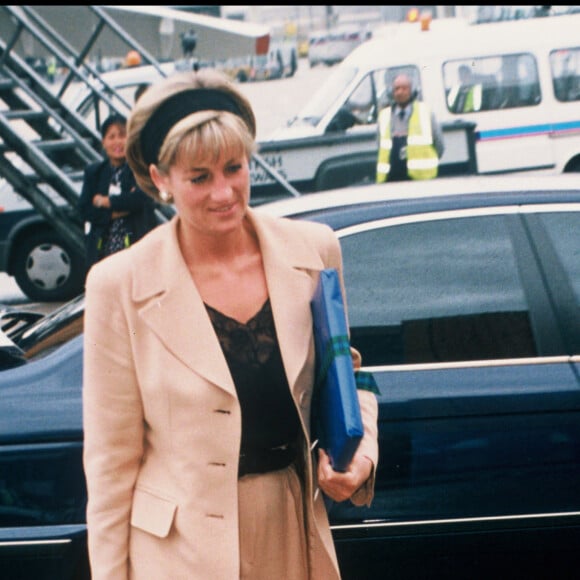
[131,487,177,538]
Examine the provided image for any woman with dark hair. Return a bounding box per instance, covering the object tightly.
[78,113,158,271]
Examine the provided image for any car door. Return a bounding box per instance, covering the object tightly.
[327,202,580,579]
[0,336,88,580]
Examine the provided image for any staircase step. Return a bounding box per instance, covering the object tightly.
[35,138,78,152]
[0,109,48,122]
[0,77,15,91]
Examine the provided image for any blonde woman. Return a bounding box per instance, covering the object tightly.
[82,69,378,580]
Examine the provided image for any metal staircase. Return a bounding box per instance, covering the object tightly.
[0,5,170,256]
[0,6,296,301]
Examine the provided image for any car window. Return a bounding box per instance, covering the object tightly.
[0,442,86,527]
[330,209,580,530]
[341,213,539,365]
[539,212,580,304]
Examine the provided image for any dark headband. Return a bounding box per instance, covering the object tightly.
[140,88,247,165]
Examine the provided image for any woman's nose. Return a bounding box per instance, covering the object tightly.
[212,173,234,198]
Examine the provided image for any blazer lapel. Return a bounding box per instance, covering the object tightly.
[130,211,326,397]
[131,219,236,396]
[248,210,325,391]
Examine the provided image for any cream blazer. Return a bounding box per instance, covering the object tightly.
[83,208,379,580]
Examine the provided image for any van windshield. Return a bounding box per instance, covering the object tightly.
[289,65,358,127]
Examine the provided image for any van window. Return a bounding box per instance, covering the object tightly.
[382,65,422,104]
[550,47,580,102]
[339,74,376,127]
[444,53,540,113]
[291,65,358,128]
[328,65,422,132]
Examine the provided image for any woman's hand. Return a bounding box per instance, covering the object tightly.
[92,194,110,209]
[316,347,368,502]
[351,347,361,371]
[317,448,373,503]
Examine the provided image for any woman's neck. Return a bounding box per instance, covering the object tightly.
[178,216,258,268]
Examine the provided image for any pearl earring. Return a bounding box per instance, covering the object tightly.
[159,190,173,203]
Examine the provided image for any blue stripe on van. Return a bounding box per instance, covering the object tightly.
[478,120,580,141]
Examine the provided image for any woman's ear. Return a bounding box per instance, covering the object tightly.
[149,163,166,192]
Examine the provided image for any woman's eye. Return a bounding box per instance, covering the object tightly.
[226,164,242,174]
[191,174,207,184]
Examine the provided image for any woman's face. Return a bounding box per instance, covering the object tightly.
[102,123,127,166]
[155,147,251,238]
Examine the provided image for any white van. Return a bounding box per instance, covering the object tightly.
[252,14,580,200]
[307,25,368,68]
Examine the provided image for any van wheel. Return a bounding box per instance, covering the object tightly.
[12,230,85,302]
[564,158,580,172]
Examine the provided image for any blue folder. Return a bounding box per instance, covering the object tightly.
[310,268,364,472]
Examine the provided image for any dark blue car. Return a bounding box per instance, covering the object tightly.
[1,176,580,579]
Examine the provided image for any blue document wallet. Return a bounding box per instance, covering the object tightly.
[310,268,364,472]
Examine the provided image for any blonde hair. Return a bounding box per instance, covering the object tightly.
[126,69,257,202]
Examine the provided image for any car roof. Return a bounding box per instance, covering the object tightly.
[0,334,84,442]
[256,175,580,218]
[96,61,177,87]
[61,62,177,109]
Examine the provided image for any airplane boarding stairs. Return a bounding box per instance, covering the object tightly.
[0,5,173,261]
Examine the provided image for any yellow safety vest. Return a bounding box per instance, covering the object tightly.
[447,83,482,112]
[376,101,439,183]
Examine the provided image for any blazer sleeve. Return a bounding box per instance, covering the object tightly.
[83,262,144,579]
[349,389,379,507]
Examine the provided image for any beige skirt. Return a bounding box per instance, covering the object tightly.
[238,464,309,580]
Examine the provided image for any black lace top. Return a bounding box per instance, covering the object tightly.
[205,299,301,455]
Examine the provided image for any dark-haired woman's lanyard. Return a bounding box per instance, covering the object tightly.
[102,165,131,256]
[109,166,123,198]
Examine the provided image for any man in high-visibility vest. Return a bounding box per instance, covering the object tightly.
[447,64,483,113]
[376,74,444,183]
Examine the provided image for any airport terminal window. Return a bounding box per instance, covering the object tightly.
[341,215,537,365]
[550,47,580,102]
[444,53,540,113]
